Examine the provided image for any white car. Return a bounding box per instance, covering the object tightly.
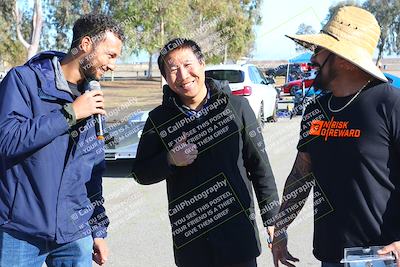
[104,110,150,161]
[205,64,278,125]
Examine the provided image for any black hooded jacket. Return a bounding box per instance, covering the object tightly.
[132,78,279,266]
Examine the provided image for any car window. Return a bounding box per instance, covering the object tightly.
[257,68,269,84]
[205,70,245,83]
[248,67,257,83]
[249,66,264,84]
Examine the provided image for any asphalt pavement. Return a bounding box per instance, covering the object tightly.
[101,116,320,267]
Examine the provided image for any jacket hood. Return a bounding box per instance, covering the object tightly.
[162,77,231,108]
[25,51,66,86]
[25,50,66,68]
[24,51,73,102]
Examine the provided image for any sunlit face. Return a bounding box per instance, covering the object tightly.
[80,31,123,81]
[163,48,207,104]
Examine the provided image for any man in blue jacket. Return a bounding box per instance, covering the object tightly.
[0,14,124,266]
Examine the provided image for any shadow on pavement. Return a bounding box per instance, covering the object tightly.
[104,159,135,178]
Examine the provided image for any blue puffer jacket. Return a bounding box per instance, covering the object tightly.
[0,51,108,243]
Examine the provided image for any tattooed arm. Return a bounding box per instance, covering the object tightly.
[272,151,313,267]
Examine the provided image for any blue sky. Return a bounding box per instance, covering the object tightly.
[252,0,397,61]
[253,0,337,60]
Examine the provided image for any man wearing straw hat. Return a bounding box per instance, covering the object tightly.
[271,6,400,267]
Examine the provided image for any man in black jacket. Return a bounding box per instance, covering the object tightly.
[132,38,279,267]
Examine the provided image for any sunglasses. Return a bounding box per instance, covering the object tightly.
[311,46,325,56]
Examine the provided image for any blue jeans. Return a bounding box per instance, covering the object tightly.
[0,229,93,267]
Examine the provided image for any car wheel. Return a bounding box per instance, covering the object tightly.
[257,102,265,129]
[290,85,300,96]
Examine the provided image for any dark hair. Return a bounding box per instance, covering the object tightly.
[157,38,204,78]
[70,13,125,50]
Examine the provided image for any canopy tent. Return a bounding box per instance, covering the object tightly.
[288,52,312,64]
[285,52,312,83]
[287,52,314,114]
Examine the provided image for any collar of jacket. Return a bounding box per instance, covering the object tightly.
[25,51,74,103]
[161,77,231,110]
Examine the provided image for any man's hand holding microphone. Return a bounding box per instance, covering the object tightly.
[71,80,105,140]
[72,89,105,120]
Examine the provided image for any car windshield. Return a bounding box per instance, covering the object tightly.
[205,70,245,83]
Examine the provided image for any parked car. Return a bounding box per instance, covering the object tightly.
[265,64,302,77]
[281,70,317,95]
[104,110,150,160]
[127,110,149,138]
[205,64,278,124]
[104,142,138,161]
[265,76,282,99]
[384,72,400,88]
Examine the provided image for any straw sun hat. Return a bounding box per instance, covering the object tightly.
[286,6,387,82]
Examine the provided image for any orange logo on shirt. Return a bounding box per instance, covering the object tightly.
[309,117,361,141]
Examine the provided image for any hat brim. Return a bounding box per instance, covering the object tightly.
[286,33,388,82]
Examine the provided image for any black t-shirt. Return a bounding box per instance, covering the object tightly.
[298,81,400,262]
[67,81,84,97]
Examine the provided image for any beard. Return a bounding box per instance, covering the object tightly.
[313,72,329,91]
[312,60,339,92]
[79,50,101,81]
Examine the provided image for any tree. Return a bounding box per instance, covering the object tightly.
[214,1,262,63]
[295,23,316,53]
[325,0,360,22]
[1,0,263,69]
[363,0,400,64]
[114,0,264,76]
[0,1,26,65]
[194,0,263,64]
[114,0,190,78]
[183,1,230,63]
[0,0,119,63]
[14,0,44,59]
[46,0,117,52]
[326,0,400,64]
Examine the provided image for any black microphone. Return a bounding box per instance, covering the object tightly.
[87,80,105,140]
